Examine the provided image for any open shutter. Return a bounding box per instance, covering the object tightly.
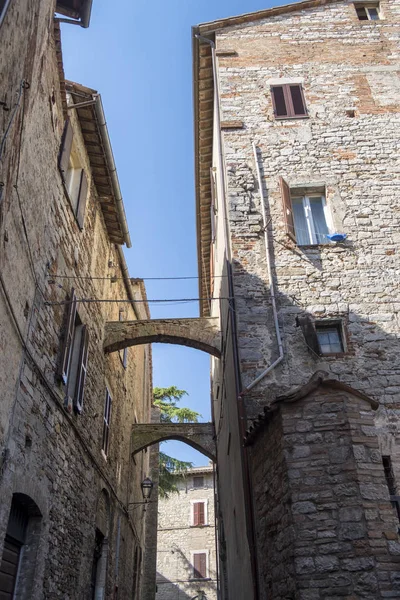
[279,176,296,241]
[74,325,89,414]
[289,84,307,116]
[76,169,88,230]
[58,288,77,383]
[296,314,321,356]
[271,86,288,117]
[193,503,199,526]
[58,118,73,182]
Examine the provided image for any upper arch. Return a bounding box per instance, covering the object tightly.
[104,317,221,357]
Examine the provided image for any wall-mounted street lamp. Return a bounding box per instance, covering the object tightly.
[128,477,155,510]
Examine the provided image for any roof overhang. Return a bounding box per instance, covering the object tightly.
[192,30,214,317]
[55,0,93,28]
[65,81,132,248]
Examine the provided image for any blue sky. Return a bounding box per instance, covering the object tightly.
[61,0,286,465]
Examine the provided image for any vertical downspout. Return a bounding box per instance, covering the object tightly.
[195,34,259,600]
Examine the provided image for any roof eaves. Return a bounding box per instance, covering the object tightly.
[196,0,341,34]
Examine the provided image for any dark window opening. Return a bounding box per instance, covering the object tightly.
[271,84,307,119]
[90,529,104,600]
[102,389,112,456]
[382,456,400,523]
[193,476,204,488]
[355,3,381,20]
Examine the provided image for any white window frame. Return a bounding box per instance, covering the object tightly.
[190,499,208,527]
[102,388,112,457]
[292,194,332,245]
[190,550,210,580]
[355,3,381,20]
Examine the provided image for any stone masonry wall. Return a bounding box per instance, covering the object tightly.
[156,467,218,600]
[0,1,155,598]
[250,385,400,599]
[207,0,400,597]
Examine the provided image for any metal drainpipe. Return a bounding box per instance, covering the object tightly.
[195,34,259,600]
[240,143,284,395]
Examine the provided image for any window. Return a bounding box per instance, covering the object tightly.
[0,494,42,599]
[58,288,89,414]
[193,476,204,488]
[280,178,331,245]
[119,309,128,369]
[297,316,346,356]
[192,502,206,526]
[271,84,307,119]
[382,456,400,522]
[0,0,11,22]
[355,3,381,20]
[193,553,207,579]
[59,118,89,229]
[102,389,112,456]
[315,322,344,354]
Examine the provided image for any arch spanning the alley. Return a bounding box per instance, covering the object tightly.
[103,317,221,357]
[131,423,216,461]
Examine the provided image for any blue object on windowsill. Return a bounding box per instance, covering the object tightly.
[327,233,347,242]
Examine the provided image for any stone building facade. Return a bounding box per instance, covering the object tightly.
[156,465,218,600]
[193,0,400,597]
[0,1,157,598]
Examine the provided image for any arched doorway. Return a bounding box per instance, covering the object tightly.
[0,493,42,599]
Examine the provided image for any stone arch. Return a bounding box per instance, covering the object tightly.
[131,423,216,461]
[104,318,221,357]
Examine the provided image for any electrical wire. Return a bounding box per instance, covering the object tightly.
[47,274,228,281]
[44,296,232,306]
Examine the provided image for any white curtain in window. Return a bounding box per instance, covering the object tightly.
[310,197,329,244]
[292,199,310,245]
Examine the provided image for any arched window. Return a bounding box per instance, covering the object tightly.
[0,494,42,599]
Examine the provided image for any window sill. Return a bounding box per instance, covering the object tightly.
[319,352,347,358]
[190,524,209,528]
[191,578,211,582]
[275,115,309,121]
[297,243,331,249]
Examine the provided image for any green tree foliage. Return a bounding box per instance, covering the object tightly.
[154,386,201,498]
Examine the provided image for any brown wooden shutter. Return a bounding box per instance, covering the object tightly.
[289,85,307,116]
[58,288,77,383]
[76,169,88,230]
[198,502,205,525]
[194,553,207,578]
[74,324,89,414]
[296,314,321,356]
[58,118,73,182]
[279,176,296,241]
[193,502,200,526]
[271,86,287,117]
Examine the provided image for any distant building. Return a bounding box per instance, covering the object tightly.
[156,465,218,600]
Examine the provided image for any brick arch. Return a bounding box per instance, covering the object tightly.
[104,317,221,357]
[131,423,216,462]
